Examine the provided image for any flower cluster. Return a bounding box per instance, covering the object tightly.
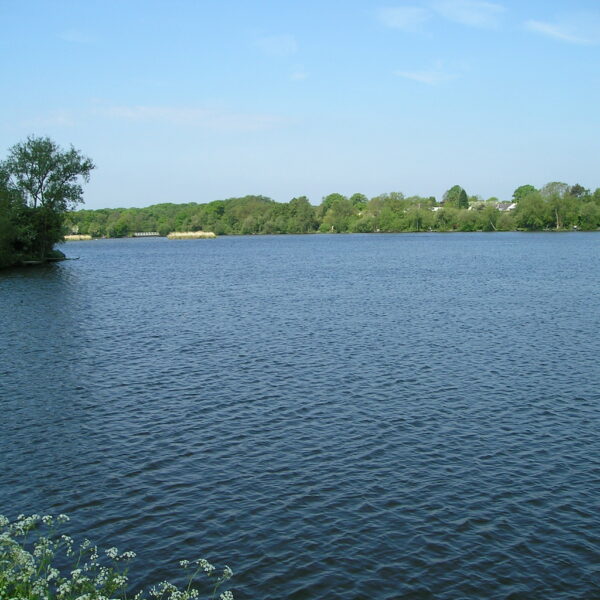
[0,514,234,600]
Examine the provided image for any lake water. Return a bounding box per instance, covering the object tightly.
[1,233,599,599]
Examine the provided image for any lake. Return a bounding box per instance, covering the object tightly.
[1,232,599,599]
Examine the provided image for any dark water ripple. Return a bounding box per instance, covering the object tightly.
[1,233,600,599]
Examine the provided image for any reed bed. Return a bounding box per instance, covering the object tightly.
[64,234,93,241]
[167,231,216,239]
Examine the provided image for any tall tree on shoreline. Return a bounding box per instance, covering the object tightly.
[0,136,95,262]
[4,136,95,211]
[443,185,469,209]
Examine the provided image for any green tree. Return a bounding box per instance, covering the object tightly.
[540,181,569,200]
[443,185,468,209]
[578,202,600,230]
[476,204,500,231]
[321,195,356,232]
[288,196,317,233]
[4,136,94,211]
[434,206,460,231]
[319,193,348,218]
[0,169,19,267]
[2,136,94,259]
[569,183,589,199]
[540,182,573,229]
[512,185,537,203]
[403,205,433,231]
[349,193,368,209]
[514,191,550,230]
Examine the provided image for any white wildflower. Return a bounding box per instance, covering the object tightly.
[57,581,72,596]
[112,574,128,587]
[196,558,215,574]
[220,591,234,600]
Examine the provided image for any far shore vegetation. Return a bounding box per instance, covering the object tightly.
[68,182,600,239]
[3,135,600,270]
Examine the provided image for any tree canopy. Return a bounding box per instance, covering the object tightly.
[4,136,94,211]
[443,185,469,209]
[0,136,94,266]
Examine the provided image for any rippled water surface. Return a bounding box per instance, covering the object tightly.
[1,233,600,599]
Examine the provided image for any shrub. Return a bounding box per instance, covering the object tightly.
[0,514,233,600]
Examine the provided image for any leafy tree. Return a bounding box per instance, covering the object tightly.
[0,170,19,267]
[406,195,436,207]
[107,217,130,238]
[319,193,348,218]
[514,191,550,230]
[434,206,460,231]
[443,185,468,209]
[540,181,569,200]
[288,196,317,233]
[496,211,515,231]
[548,192,577,230]
[456,209,478,231]
[512,185,537,203]
[349,193,368,209]
[403,205,433,232]
[349,215,377,233]
[578,202,600,230]
[321,195,356,232]
[539,182,575,229]
[569,183,589,199]
[1,136,94,260]
[476,204,500,231]
[4,136,94,211]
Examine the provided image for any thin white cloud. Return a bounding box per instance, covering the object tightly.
[525,17,600,45]
[255,34,298,57]
[433,0,505,28]
[395,60,458,84]
[377,5,431,32]
[96,105,283,132]
[395,68,456,85]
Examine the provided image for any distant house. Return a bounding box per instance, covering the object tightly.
[495,202,517,212]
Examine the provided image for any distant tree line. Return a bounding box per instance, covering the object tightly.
[67,182,600,238]
[3,135,600,271]
[0,136,94,268]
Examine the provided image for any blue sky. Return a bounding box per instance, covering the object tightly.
[1,0,599,208]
